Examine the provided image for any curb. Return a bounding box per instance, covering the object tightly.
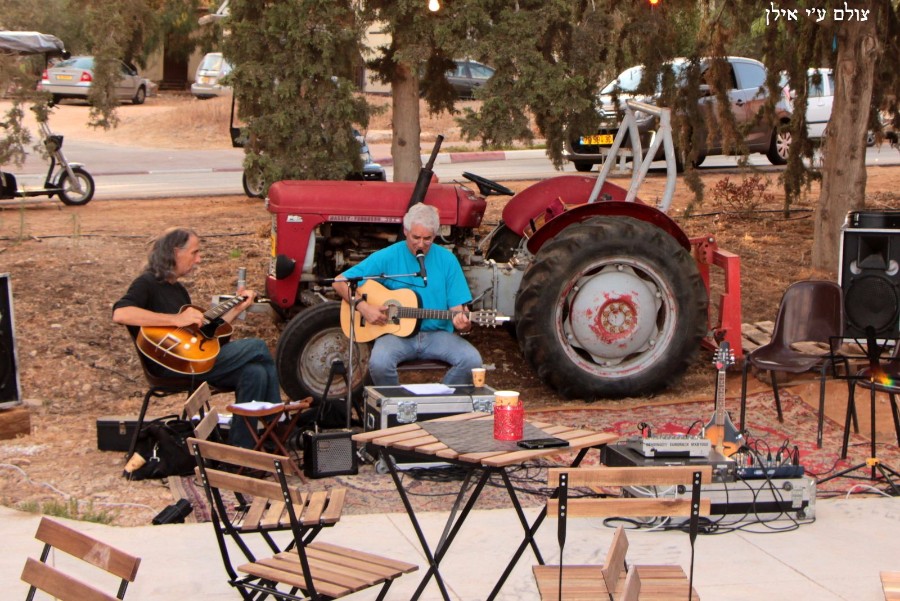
[374,148,546,167]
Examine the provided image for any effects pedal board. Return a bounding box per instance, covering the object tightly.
[624,434,712,458]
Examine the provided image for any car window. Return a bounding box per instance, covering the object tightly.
[55,57,94,69]
[468,63,493,79]
[732,61,765,91]
[452,62,468,77]
[200,53,225,71]
[827,71,835,96]
[601,65,644,94]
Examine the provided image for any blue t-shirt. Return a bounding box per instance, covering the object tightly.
[341,241,472,332]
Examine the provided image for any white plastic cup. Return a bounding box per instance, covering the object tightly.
[494,390,520,407]
[471,367,486,387]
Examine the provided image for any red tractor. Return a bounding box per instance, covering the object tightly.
[264,102,742,402]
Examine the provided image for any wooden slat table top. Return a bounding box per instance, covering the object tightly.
[352,412,618,468]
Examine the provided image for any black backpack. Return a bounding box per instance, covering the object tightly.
[125,415,196,480]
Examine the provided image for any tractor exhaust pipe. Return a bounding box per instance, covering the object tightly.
[407,134,444,211]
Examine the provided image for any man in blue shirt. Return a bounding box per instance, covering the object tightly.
[333,204,482,385]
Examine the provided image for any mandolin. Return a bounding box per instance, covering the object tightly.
[340,280,509,343]
[704,341,743,457]
[136,295,246,374]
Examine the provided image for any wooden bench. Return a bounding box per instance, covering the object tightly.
[190,437,417,600]
[534,465,712,600]
[21,516,141,601]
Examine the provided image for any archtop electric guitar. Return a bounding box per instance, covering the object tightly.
[704,341,743,457]
[136,295,246,374]
[340,280,509,343]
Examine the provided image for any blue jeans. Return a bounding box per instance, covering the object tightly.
[368,331,482,386]
[203,338,281,449]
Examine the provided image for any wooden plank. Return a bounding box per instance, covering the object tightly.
[533,564,608,600]
[301,491,327,526]
[392,433,440,451]
[182,381,210,419]
[319,488,346,524]
[188,438,287,474]
[35,518,141,581]
[548,465,713,487]
[549,497,711,518]
[0,406,30,440]
[21,558,120,601]
[480,432,618,467]
[883,571,900,600]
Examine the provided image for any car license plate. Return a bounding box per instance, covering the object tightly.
[56,74,73,80]
[580,134,614,146]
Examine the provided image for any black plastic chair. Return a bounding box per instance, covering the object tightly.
[739,280,850,448]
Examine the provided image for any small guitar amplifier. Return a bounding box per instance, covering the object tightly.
[302,429,358,478]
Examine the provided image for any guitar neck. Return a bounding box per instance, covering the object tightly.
[204,295,245,324]
[394,306,461,322]
[715,370,727,426]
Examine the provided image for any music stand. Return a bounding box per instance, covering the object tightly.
[819,329,900,493]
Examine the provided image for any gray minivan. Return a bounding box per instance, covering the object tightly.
[191,52,232,99]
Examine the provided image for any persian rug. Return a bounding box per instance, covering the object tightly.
[173,389,900,523]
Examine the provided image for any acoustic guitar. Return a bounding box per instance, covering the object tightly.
[340,280,509,343]
[136,295,246,375]
[704,341,743,457]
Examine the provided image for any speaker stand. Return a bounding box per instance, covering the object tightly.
[819,365,900,495]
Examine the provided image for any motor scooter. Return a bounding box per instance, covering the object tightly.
[0,30,94,205]
[0,106,95,205]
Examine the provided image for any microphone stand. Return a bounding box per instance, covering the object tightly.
[323,268,423,430]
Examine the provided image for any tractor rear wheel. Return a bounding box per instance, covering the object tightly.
[275,302,370,402]
[515,216,707,399]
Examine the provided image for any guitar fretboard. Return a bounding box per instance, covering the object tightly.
[395,307,461,321]
[203,295,245,324]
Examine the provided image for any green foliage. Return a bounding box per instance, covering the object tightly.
[18,498,116,524]
[224,0,371,186]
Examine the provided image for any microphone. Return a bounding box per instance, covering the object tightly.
[416,252,427,284]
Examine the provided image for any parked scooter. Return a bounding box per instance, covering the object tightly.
[0,105,95,205]
[0,30,94,205]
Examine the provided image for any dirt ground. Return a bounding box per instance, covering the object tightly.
[0,93,898,526]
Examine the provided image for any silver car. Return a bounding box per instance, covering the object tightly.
[41,56,148,105]
[565,56,793,172]
[191,52,232,99]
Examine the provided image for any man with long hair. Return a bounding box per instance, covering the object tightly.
[113,227,280,448]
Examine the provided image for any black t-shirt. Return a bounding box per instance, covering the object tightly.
[114,270,191,339]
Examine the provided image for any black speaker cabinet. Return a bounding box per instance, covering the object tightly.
[839,211,900,339]
[302,429,358,478]
[0,274,21,409]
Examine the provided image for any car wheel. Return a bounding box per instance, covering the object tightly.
[766,124,790,165]
[573,161,594,173]
[866,131,876,147]
[132,86,146,105]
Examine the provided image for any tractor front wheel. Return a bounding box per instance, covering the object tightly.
[515,216,707,399]
[275,302,370,402]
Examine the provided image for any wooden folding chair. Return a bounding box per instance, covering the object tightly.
[189,437,417,600]
[534,465,712,601]
[883,571,900,600]
[227,397,311,475]
[21,517,141,601]
[182,382,226,443]
[189,437,333,569]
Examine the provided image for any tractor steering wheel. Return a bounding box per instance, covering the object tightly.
[462,172,515,197]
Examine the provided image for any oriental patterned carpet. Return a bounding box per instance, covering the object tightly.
[172,389,900,523]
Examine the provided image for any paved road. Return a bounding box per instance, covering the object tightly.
[9,139,899,201]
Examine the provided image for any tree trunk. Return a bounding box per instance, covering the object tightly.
[391,61,422,183]
[812,15,880,272]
